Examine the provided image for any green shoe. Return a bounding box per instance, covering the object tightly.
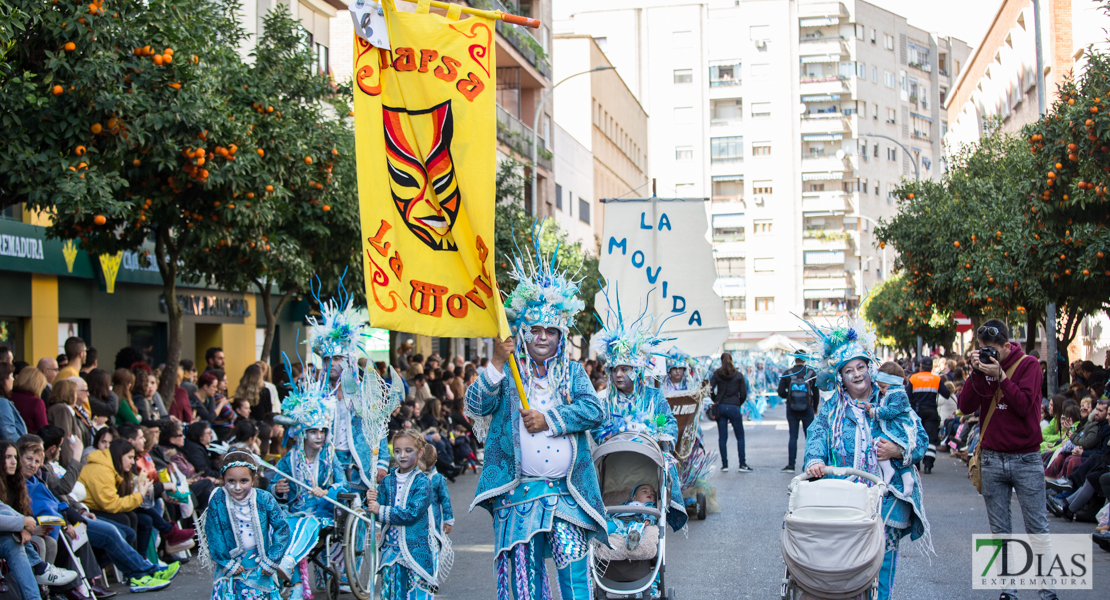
[129,575,171,593]
[154,562,180,581]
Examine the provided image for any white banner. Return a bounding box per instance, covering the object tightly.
[596,199,729,357]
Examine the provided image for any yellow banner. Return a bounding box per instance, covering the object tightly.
[354,1,508,339]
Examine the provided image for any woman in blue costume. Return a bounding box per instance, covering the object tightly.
[367,430,438,599]
[589,291,688,535]
[201,451,290,600]
[267,369,352,600]
[464,230,606,600]
[800,318,933,600]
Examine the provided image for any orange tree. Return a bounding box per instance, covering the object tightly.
[862,274,954,356]
[0,0,343,395]
[876,122,1041,353]
[180,6,361,363]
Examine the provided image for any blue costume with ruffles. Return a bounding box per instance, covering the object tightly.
[377,468,437,599]
[202,488,290,600]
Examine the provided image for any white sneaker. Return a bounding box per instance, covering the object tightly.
[36,563,78,587]
[721,466,730,473]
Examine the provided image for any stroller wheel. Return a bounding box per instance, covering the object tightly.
[696,493,707,520]
[666,587,677,600]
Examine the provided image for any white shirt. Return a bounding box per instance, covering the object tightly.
[332,397,351,452]
[229,492,257,550]
[484,364,573,478]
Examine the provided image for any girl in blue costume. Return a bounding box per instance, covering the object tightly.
[367,430,438,599]
[800,318,933,600]
[201,451,290,600]
[421,445,454,588]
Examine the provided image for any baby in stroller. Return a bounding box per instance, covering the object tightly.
[868,362,917,496]
[607,484,659,551]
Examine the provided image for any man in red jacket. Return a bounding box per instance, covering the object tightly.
[957,319,1056,600]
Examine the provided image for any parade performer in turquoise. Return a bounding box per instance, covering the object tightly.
[663,347,696,392]
[465,232,606,600]
[268,369,352,600]
[589,293,688,534]
[801,317,933,600]
[200,451,290,600]
[367,430,438,599]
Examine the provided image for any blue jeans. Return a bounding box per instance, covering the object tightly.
[87,518,156,580]
[785,407,815,468]
[716,403,746,467]
[0,534,42,600]
[980,450,1056,599]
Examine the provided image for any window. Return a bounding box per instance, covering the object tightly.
[716,257,746,276]
[807,183,825,192]
[886,108,896,125]
[579,198,590,224]
[555,184,563,210]
[712,214,745,241]
[755,297,775,312]
[874,180,880,196]
[673,30,693,48]
[593,36,607,50]
[859,103,867,118]
[753,220,773,235]
[752,143,771,156]
[674,107,694,124]
[872,67,878,83]
[710,63,740,86]
[872,103,879,120]
[724,298,746,320]
[674,69,693,84]
[751,102,771,117]
[884,71,895,88]
[804,250,845,265]
[884,34,894,51]
[854,24,865,40]
[710,136,743,163]
[315,43,329,74]
[856,62,866,79]
[939,86,948,104]
[887,147,897,161]
[676,146,694,160]
[712,99,743,123]
[873,144,879,158]
[907,42,931,72]
[751,63,771,79]
[753,181,772,194]
[870,28,876,44]
[754,258,774,272]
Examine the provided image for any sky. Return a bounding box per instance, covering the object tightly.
[863,0,1004,49]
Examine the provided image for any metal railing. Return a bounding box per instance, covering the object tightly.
[496,105,551,170]
[472,0,551,78]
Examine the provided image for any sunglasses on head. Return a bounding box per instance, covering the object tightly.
[977,325,1000,337]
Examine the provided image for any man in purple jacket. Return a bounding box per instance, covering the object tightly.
[958,319,1056,600]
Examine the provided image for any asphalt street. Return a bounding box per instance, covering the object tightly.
[145,404,1108,599]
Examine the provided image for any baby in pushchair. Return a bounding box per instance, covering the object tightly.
[607,484,660,551]
[870,362,917,496]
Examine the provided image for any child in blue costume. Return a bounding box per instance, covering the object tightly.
[267,369,352,600]
[464,230,607,600]
[367,430,438,599]
[870,362,921,497]
[606,484,659,551]
[421,444,454,587]
[201,451,290,600]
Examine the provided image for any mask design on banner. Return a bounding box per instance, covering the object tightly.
[383,101,460,251]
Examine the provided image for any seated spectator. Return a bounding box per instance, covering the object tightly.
[168,368,194,424]
[113,369,141,426]
[228,420,262,455]
[195,373,231,440]
[83,426,116,465]
[46,379,93,464]
[11,367,49,435]
[84,369,119,423]
[418,399,443,431]
[130,369,157,424]
[0,363,29,441]
[157,422,216,514]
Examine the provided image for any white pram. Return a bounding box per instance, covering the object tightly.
[780,467,887,600]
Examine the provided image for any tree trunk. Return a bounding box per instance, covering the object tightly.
[579,332,592,361]
[1024,311,1039,354]
[254,278,295,366]
[155,226,184,400]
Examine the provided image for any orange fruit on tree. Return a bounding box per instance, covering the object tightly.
[64,42,76,52]
[265,185,274,192]
[153,54,163,66]
[953,241,960,247]
[52,85,63,95]
[93,215,106,225]
[164,48,173,56]
[75,145,86,156]
[304,156,312,164]
[331,148,338,156]
[196,148,206,158]
[322,205,331,211]
[132,159,141,166]
[1056,162,1063,170]
[246,192,255,199]
[256,148,264,157]
[162,53,172,64]
[168,83,181,90]
[91,123,102,134]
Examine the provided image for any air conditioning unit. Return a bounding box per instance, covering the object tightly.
[754,195,766,206]
[754,39,768,49]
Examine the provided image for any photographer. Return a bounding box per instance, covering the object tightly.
[957,319,1056,600]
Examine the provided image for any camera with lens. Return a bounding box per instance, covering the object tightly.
[977,346,1000,372]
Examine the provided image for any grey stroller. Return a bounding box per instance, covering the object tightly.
[590,432,675,600]
[780,467,887,600]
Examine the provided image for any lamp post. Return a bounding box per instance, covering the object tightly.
[530,66,616,215]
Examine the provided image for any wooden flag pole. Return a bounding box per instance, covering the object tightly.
[420,0,541,28]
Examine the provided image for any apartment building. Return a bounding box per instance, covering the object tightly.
[553,35,650,248]
[556,0,969,349]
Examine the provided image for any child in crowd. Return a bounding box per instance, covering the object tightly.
[201,451,291,600]
[450,424,477,474]
[608,483,659,551]
[870,362,918,496]
[368,430,438,599]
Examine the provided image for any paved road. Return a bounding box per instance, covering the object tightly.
[148,404,1108,599]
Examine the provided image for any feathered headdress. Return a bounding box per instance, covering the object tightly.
[592,285,675,388]
[795,315,877,392]
[503,221,585,334]
[306,273,367,359]
[279,361,336,437]
[665,347,693,372]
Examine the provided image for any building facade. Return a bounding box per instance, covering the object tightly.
[552,34,650,248]
[556,0,969,349]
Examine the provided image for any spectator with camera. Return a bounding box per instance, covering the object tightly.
[958,319,1056,600]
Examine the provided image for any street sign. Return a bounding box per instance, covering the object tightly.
[954,311,972,333]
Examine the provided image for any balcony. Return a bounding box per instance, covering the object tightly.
[471,0,551,78]
[802,190,852,213]
[800,76,852,96]
[800,154,849,173]
[496,105,552,171]
[799,36,848,57]
[800,113,849,135]
[802,229,854,251]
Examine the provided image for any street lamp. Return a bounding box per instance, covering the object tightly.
[863,132,919,182]
[530,66,616,215]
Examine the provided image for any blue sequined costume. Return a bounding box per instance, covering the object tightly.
[377,468,437,598]
[202,488,290,600]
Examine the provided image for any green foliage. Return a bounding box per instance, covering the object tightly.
[861,274,953,353]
